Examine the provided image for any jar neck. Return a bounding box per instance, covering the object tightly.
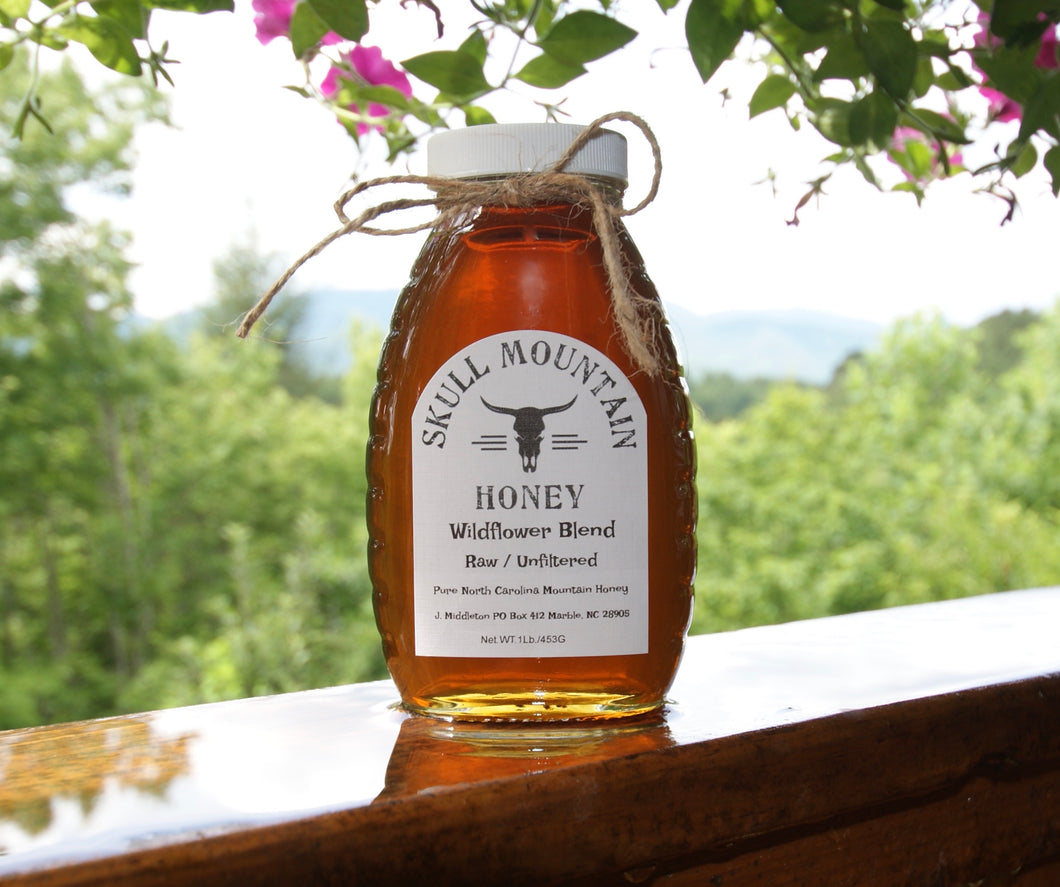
[434,173,625,210]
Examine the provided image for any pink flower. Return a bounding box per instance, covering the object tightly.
[890,126,921,155]
[252,0,342,47]
[973,11,1000,51]
[321,45,413,136]
[973,15,1060,122]
[888,126,963,183]
[1036,24,1060,69]
[252,0,294,45]
[980,86,1023,122]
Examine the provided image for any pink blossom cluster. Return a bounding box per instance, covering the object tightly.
[251,0,295,45]
[253,0,342,45]
[321,45,413,136]
[251,0,412,135]
[974,13,1060,122]
[888,125,963,184]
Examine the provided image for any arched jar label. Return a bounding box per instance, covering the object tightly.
[411,330,648,658]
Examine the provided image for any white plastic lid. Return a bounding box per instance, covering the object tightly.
[427,123,628,185]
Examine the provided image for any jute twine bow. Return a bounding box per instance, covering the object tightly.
[236,111,665,375]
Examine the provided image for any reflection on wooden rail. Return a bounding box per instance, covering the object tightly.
[1,588,1059,886]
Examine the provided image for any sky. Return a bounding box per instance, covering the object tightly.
[94,0,1059,327]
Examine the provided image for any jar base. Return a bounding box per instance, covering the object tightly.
[398,689,665,723]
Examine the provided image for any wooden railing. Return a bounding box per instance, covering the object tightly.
[2,587,1059,886]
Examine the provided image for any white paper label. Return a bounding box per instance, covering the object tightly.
[411,331,648,658]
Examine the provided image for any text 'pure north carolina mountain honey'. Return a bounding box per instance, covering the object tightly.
[367,121,696,721]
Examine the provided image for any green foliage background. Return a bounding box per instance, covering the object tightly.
[3,54,1059,730]
[692,309,1060,632]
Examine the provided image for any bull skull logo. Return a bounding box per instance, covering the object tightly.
[480,396,577,473]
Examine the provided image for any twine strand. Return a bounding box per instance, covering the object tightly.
[237,112,664,374]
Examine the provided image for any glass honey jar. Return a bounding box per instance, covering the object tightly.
[367,122,695,721]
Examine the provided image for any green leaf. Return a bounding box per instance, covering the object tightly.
[905,108,970,144]
[305,0,367,42]
[861,20,917,98]
[537,10,636,66]
[59,16,141,75]
[812,97,854,146]
[852,151,882,189]
[936,62,975,92]
[912,56,933,98]
[988,0,1057,47]
[384,131,417,162]
[1019,71,1060,142]
[891,179,926,204]
[1008,140,1039,178]
[334,83,412,112]
[973,45,1041,105]
[749,74,796,117]
[776,0,839,33]
[35,29,68,50]
[0,0,31,17]
[514,53,585,88]
[405,99,445,128]
[814,33,869,81]
[763,8,817,51]
[464,105,496,126]
[655,0,681,10]
[748,0,776,28]
[686,0,745,83]
[933,72,966,92]
[91,0,149,39]
[289,1,329,58]
[532,1,557,38]
[1044,145,1060,196]
[917,29,952,59]
[402,50,492,102]
[143,0,232,10]
[459,29,488,65]
[848,89,897,149]
[904,139,934,178]
[0,43,12,70]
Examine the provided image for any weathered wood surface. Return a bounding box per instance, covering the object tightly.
[2,587,1059,886]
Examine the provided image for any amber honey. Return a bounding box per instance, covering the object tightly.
[367,124,695,721]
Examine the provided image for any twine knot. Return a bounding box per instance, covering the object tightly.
[237,111,664,375]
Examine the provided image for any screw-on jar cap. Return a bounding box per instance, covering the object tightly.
[427,123,628,185]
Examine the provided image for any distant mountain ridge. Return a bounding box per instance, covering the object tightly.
[664,304,883,384]
[173,289,885,385]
